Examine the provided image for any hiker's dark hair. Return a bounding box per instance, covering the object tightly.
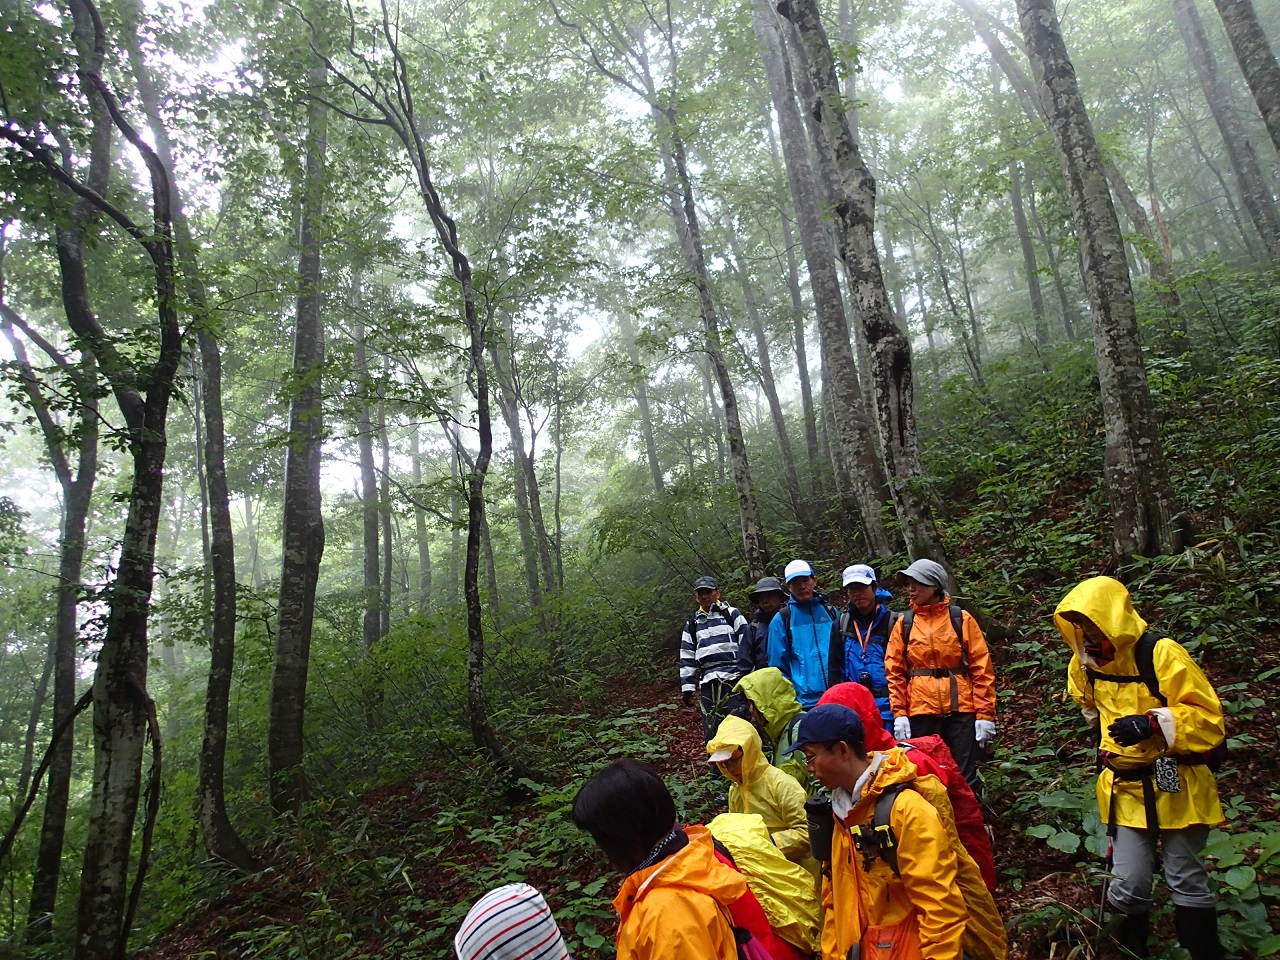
[571,759,676,871]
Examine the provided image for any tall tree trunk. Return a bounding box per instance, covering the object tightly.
[1016,0,1187,560]
[779,0,950,569]
[16,647,54,805]
[409,427,431,608]
[762,0,896,553]
[0,321,98,939]
[59,7,185,949]
[766,117,822,491]
[376,357,392,637]
[491,338,542,611]
[655,106,768,577]
[727,233,804,521]
[1009,159,1049,346]
[268,64,328,817]
[1104,161,1188,350]
[1172,0,1280,259]
[243,493,262,589]
[353,294,381,652]
[615,309,665,493]
[1027,184,1080,338]
[1210,0,1280,156]
[448,424,462,607]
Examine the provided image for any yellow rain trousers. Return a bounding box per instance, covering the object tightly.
[1055,576,1225,830]
[708,812,822,953]
[707,716,818,877]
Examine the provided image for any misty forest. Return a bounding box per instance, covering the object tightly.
[0,0,1278,954]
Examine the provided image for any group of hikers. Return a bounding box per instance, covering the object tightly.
[453,563,1231,960]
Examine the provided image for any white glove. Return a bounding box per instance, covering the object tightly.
[893,717,912,741]
[975,720,997,745]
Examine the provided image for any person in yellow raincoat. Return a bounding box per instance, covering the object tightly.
[1056,576,1226,960]
[571,759,745,960]
[708,812,822,955]
[789,703,971,960]
[707,715,818,877]
[734,667,810,793]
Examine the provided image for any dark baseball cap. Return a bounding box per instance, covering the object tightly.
[784,704,865,753]
[693,575,719,590]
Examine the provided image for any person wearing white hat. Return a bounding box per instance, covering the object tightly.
[766,560,838,709]
[454,883,572,960]
[828,563,898,731]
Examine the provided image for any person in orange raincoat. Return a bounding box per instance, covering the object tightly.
[789,704,971,960]
[571,759,797,960]
[885,558,996,795]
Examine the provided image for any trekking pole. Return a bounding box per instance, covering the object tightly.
[1094,834,1113,959]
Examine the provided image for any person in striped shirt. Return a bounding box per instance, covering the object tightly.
[680,575,748,742]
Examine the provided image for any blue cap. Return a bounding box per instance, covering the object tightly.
[783,704,865,753]
[693,575,718,590]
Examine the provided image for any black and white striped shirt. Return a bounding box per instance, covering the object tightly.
[680,604,748,692]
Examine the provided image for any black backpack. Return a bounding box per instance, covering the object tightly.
[1085,632,1228,771]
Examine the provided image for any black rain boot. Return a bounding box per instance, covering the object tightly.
[1112,910,1150,958]
[1174,905,1225,960]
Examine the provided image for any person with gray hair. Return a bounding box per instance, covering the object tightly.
[884,559,997,795]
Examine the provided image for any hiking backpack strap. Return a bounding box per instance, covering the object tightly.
[1084,631,1166,706]
[853,783,908,875]
[903,603,971,712]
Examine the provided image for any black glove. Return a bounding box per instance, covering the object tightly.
[1109,713,1154,746]
[682,690,695,708]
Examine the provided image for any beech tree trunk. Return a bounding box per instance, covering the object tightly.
[1016,0,1187,560]
[0,319,98,939]
[652,100,767,576]
[1210,0,1280,156]
[268,64,328,817]
[758,0,895,553]
[377,361,393,636]
[353,297,381,652]
[766,127,824,494]
[727,233,804,521]
[409,427,431,608]
[1172,0,1280,259]
[1104,161,1188,350]
[1009,159,1049,346]
[615,309,665,493]
[52,6,185,948]
[780,0,950,569]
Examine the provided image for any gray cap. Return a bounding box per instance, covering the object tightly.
[748,576,786,601]
[899,558,949,589]
[693,575,719,590]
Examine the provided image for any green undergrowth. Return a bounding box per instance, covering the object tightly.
[184,702,720,960]
[138,269,1280,960]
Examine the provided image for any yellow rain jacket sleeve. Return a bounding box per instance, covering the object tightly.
[886,601,997,720]
[708,716,817,875]
[709,812,822,952]
[613,825,745,960]
[822,750,969,960]
[1056,576,1225,830]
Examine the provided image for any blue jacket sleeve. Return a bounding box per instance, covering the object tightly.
[768,611,789,678]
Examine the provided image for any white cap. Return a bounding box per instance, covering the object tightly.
[708,747,735,763]
[784,559,814,582]
[842,564,877,587]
